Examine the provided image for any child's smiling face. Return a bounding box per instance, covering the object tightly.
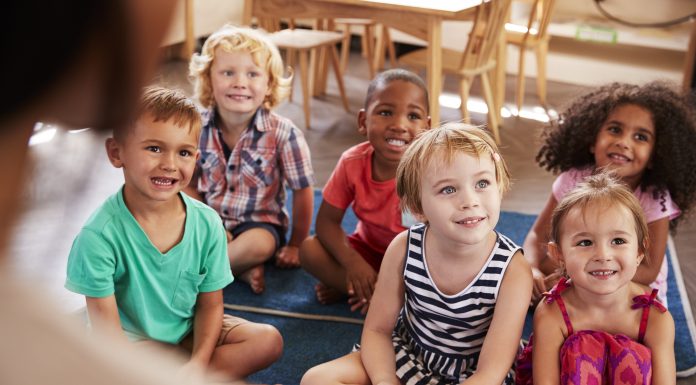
[550,201,643,298]
[108,113,199,205]
[591,104,656,189]
[358,80,430,168]
[210,48,271,118]
[419,151,501,247]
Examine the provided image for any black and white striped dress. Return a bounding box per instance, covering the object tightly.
[393,223,519,385]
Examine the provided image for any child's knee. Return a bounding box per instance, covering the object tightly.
[255,324,284,362]
[299,236,321,266]
[300,365,323,385]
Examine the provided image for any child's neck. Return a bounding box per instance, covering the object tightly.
[217,107,255,135]
[567,281,633,312]
[371,154,398,182]
[122,188,187,254]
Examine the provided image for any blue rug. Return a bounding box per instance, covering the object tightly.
[223,190,696,382]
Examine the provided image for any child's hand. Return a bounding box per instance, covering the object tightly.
[275,245,300,269]
[345,258,377,312]
[348,294,370,314]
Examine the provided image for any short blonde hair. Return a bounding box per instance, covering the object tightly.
[115,86,201,142]
[189,25,291,109]
[396,123,510,215]
[550,171,650,259]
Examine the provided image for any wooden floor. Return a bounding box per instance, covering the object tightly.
[10,50,696,382]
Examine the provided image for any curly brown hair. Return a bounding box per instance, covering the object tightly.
[536,81,696,231]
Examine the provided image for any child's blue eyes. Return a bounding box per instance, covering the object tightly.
[476,180,490,189]
[440,186,456,194]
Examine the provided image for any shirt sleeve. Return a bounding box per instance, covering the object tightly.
[280,126,315,190]
[65,229,116,298]
[551,170,580,202]
[638,187,681,223]
[198,215,234,293]
[322,154,354,210]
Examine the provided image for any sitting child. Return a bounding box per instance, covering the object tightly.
[524,82,696,304]
[299,69,430,314]
[302,124,532,385]
[516,172,675,384]
[65,87,283,382]
[187,25,315,294]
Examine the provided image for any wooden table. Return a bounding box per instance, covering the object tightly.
[243,0,483,127]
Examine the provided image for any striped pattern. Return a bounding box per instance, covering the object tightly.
[393,224,518,385]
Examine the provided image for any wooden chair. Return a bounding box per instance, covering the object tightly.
[505,0,556,110]
[398,0,512,143]
[266,27,350,129]
[333,18,397,78]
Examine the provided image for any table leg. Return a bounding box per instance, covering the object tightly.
[426,16,442,127]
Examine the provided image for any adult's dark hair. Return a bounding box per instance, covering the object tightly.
[1,2,131,131]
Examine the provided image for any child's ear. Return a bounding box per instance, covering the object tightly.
[547,241,564,267]
[357,109,367,136]
[426,115,432,129]
[105,138,124,168]
[589,144,595,154]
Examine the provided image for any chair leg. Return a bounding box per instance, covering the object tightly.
[298,49,311,129]
[535,41,548,108]
[516,46,527,113]
[384,26,397,68]
[364,25,376,78]
[459,77,472,124]
[287,49,296,103]
[329,45,350,112]
[340,26,351,75]
[481,72,501,144]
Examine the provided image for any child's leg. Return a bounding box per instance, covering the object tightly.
[209,316,283,381]
[301,351,370,385]
[299,235,349,304]
[228,227,277,294]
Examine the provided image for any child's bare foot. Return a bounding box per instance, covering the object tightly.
[239,265,265,294]
[315,283,345,304]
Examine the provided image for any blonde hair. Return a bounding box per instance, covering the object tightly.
[189,24,292,109]
[396,123,510,215]
[115,86,201,142]
[550,171,650,260]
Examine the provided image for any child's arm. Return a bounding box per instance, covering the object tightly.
[633,217,669,286]
[463,251,533,385]
[276,186,313,268]
[316,200,377,311]
[187,290,224,370]
[531,299,565,385]
[644,307,676,384]
[85,295,127,342]
[523,193,559,300]
[360,231,408,385]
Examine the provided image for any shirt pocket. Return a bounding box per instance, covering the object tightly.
[171,269,207,315]
[198,151,223,192]
[240,148,275,186]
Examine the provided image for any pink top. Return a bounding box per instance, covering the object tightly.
[322,142,406,259]
[516,278,667,385]
[552,167,680,300]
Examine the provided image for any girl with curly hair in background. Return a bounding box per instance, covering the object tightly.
[523,81,696,304]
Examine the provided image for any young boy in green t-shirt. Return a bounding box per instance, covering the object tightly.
[66,86,282,382]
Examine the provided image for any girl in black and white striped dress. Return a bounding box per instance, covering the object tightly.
[302,124,533,385]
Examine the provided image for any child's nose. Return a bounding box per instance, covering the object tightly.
[458,187,479,209]
[160,153,176,171]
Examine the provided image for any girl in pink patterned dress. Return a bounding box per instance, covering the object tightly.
[517,172,675,384]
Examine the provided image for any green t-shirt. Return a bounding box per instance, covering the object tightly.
[65,188,233,343]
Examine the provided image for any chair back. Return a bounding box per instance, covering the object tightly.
[458,0,513,74]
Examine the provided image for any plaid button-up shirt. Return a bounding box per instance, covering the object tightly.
[197,107,315,231]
